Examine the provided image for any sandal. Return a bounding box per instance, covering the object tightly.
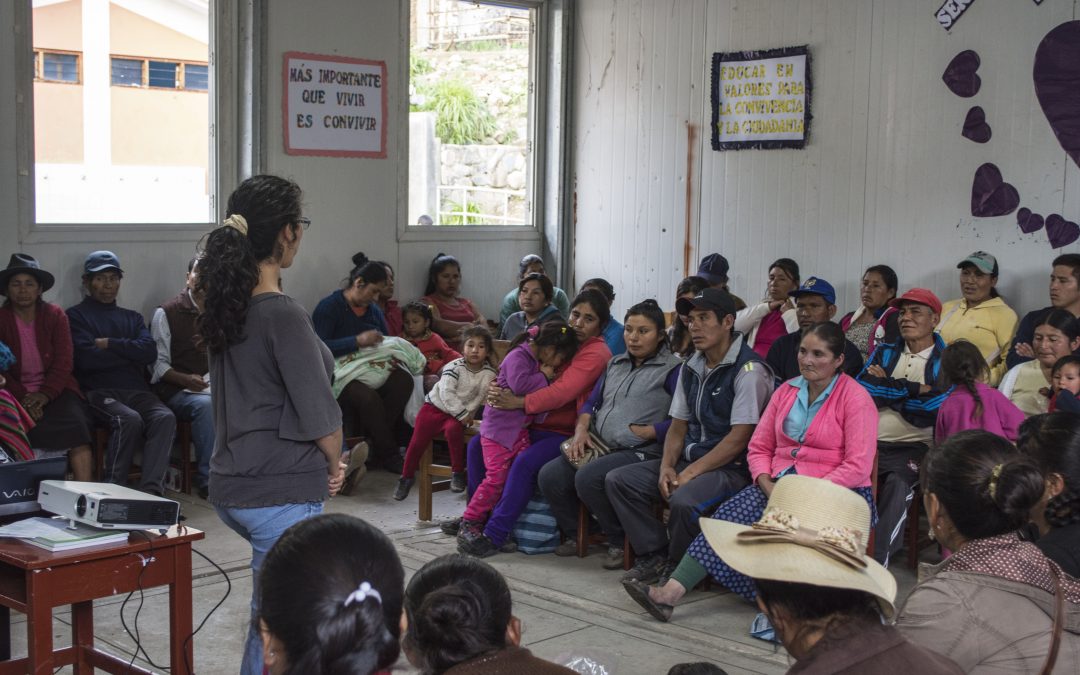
[622,579,674,622]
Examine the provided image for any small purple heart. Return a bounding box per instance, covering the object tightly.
[1047,214,1080,249]
[1034,21,1080,170]
[943,50,981,98]
[971,163,1020,218]
[1017,207,1045,234]
[962,106,991,143]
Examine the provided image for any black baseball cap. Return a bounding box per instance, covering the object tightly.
[697,253,730,285]
[676,287,737,317]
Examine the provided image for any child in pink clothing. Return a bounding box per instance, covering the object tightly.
[458,322,578,546]
[402,301,462,391]
[936,341,1025,442]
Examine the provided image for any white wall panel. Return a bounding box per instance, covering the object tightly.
[575,0,1080,321]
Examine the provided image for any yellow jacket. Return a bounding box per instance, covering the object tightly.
[937,296,1018,386]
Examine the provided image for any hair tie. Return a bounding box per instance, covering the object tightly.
[988,463,1004,500]
[561,326,566,334]
[343,581,382,608]
[526,324,541,339]
[222,214,249,236]
[428,305,435,313]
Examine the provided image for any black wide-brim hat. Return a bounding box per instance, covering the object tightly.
[0,254,55,296]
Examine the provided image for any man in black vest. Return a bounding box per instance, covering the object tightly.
[150,258,212,498]
[607,288,774,584]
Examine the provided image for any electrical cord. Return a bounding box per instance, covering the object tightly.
[114,528,231,674]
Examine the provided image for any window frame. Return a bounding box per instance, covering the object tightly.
[399,0,555,243]
[33,48,81,84]
[12,0,257,244]
[110,55,210,91]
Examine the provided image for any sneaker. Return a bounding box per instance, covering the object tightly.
[500,539,518,553]
[458,534,499,558]
[620,553,667,584]
[439,518,461,536]
[457,518,484,542]
[450,471,467,493]
[657,560,678,586]
[554,540,579,557]
[601,546,625,570]
[393,477,414,501]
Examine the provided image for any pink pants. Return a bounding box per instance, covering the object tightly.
[401,402,466,478]
[463,430,531,522]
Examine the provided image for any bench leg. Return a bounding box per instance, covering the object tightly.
[576,503,589,557]
[418,442,434,522]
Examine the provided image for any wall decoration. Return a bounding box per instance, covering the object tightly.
[1034,21,1080,170]
[936,0,976,31]
[710,46,810,151]
[971,163,1019,218]
[962,107,991,143]
[282,51,387,158]
[1017,208,1045,234]
[942,50,981,97]
[1047,215,1080,249]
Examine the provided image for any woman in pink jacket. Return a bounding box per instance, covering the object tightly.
[624,322,879,622]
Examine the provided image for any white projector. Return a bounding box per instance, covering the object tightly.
[38,481,180,530]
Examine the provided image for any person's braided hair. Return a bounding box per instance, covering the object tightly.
[939,341,988,418]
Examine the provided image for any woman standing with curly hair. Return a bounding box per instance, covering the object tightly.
[195,174,344,675]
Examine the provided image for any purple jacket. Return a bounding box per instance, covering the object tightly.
[480,343,550,449]
[934,382,1025,443]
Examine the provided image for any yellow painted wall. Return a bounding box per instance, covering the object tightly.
[111,87,208,168]
[32,0,82,52]
[33,82,84,163]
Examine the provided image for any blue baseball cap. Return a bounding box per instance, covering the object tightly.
[84,251,123,275]
[788,276,836,305]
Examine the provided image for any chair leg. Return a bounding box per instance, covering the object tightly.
[93,428,109,482]
[178,421,193,494]
[418,442,434,522]
[576,503,589,558]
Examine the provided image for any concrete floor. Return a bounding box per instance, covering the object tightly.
[8,471,921,674]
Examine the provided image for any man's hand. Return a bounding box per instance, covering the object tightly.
[185,374,208,392]
[629,423,656,441]
[658,465,680,500]
[866,364,887,378]
[94,338,109,350]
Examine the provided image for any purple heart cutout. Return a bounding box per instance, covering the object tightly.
[1034,21,1080,170]
[962,106,991,143]
[1017,207,1045,234]
[971,163,1020,218]
[943,50,981,98]
[1047,214,1080,249]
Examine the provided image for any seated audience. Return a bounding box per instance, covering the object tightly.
[257,514,404,675]
[700,476,964,674]
[402,554,575,674]
[150,257,213,498]
[856,288,949,565]
[500,273,561,340]
[896,430,1080,673]
[696,253,746,310]
[313,252,411,474]
[1007,253,1080,368]
[669,276,710,358]
[579,277,626,355]
[936,251,1017,385]
[625,323,877,622]
[538,299,681,567]
[68,251,174,496]
[1017,413,1080,576]
[999,309,1080,417]
[400,302,461,392]
[1049,355,1080,413]
[734,258,800,358]
[0,340,37,462]
[374,260,402,337]
[499,254,571,325]
[396,325,497,501]
[0,254,93,479]
[422,253,486,350]
[765,276,863,382]
[935,340,1024,442]
[608,288,773,584]
[448,291,612,555]
[840,264,900,362]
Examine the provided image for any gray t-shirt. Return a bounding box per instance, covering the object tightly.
[208,293,341,507]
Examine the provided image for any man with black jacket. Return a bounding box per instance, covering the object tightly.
[766,276,863,384]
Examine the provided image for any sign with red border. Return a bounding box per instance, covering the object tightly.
[282,51,387,158]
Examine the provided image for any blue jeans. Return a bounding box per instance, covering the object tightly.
[215,501,324,675]
[167,390,214,488]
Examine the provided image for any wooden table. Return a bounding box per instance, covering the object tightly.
[0,526,204,674]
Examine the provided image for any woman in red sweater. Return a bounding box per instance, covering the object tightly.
[625,322,878,622]
[456,290,612,557]
[0,254,93,479]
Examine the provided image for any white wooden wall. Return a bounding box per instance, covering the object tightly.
[574,0,1080,320]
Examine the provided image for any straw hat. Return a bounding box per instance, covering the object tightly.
[700,475,897,617]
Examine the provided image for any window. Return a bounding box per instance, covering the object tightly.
[110,58,142,86]
[33,50,80,83]
[408,0,536,227]
[185,64,208,91]
[148,60,178,88]
[110,57,208,90]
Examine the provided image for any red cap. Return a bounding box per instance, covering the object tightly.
[889,288,942,315]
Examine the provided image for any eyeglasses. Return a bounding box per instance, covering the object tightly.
[297,217,311,230]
